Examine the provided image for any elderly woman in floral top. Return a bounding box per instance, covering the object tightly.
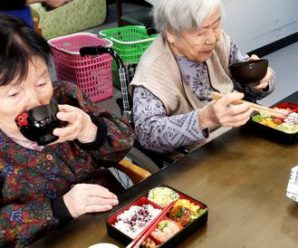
[130,0,274,154]
[0,15,134,247]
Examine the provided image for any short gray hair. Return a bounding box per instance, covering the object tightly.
[154,0,223,38]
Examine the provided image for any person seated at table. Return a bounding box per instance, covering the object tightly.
[129,0,274,154]
[0,15,134,247]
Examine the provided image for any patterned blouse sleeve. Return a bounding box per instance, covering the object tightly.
[133,86,207,153]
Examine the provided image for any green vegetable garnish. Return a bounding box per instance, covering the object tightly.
[158,220,168,230]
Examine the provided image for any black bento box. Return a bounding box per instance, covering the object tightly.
[106,185,208,248]
[248,102,298,144]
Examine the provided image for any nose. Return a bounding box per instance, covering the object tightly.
[205,28,217,45]
[24,90,42,110]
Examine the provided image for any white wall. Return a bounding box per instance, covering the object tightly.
[222,0,298,52]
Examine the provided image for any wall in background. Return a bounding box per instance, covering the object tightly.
[222,0,298,52]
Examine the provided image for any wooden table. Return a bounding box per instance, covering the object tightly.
[30,92,298,248]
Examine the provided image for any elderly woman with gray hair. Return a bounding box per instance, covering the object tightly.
[130,0,274,154]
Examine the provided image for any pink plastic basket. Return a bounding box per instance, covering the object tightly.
[48,33,113,102]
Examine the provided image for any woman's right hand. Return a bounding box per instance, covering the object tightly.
[63,184,119,218]
[199,91,254,129]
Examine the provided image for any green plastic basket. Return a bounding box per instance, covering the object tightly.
[99,25,157,65]
[99,26,157,88]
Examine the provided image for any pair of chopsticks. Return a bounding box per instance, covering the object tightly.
[126,203,174,248]
[211,92,288,118]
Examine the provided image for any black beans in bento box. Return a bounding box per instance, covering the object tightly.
[105,185,208,247]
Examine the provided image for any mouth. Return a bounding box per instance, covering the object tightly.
[201,49,213,55]
[197,50,213,59]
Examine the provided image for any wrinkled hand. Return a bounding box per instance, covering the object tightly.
[63,184,119,218]
[53,104,98,144]
[248,54,274,91]
[199,91,254,129]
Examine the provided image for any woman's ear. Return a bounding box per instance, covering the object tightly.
[165,29,177,44]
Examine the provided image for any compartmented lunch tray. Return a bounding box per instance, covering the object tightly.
[106,185,208,247]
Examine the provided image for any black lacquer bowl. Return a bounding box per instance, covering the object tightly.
[229,59,268,85]
[15,103,62,145]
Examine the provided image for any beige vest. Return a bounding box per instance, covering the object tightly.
[130,31,234,116]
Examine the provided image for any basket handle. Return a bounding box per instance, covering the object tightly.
[79,46,106,56]
[79,46,124,69]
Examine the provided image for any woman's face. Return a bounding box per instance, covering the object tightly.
[0,56,53,134]
[166,7,222,62]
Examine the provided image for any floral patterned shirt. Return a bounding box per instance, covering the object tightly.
[0,81,134,247]
[133,42,274,153]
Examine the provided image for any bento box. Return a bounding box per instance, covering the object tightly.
[248,102,298,144]
[106,186,208,248]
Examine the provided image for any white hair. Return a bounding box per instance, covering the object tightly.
[154,0,224,38]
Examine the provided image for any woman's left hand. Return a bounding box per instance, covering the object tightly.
[248,54,273,91]
[52,104,98,144]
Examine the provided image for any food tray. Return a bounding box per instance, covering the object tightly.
[106,186,208,247]
[248,101,298,144]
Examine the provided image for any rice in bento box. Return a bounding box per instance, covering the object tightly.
[114,204,161,239]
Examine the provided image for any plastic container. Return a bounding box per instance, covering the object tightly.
[249,102,298,144]
[99,25,156,64]
[99,26,156,88]
[48,33,113,102]
[106,185,208,247]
